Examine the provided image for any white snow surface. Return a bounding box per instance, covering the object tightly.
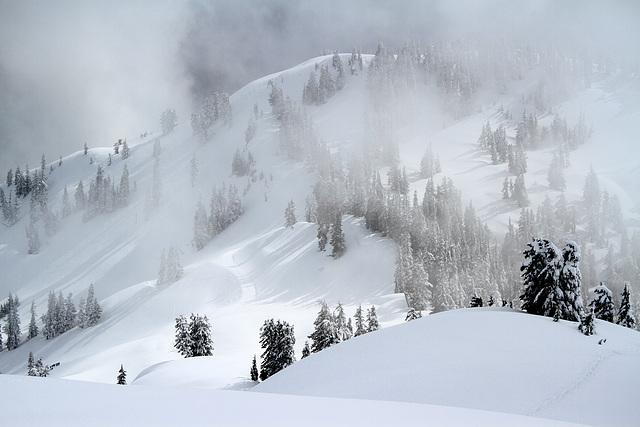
[0,52,639,425]
[1,374,582,427]
[254,308,640,426]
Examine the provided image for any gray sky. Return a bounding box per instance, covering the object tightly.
[0,0,638,175]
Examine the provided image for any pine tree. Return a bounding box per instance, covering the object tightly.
[27,352,37,376]
[121,139,130,159]
[334,302,352,341]
[84,143,88,155]
[330,212,346,258]
[41,291,56,339]
[85,284,102,327]
[578,308,596,336]
[259,319,296,381]
[617,283,636,329]
[74,181,86,211]
[520,238,563,318]
[28,300,38,339]
[188,313,213,356]
[250,355,259,381]
[557,241,584,322]
[284,199,297,229]
[117,364,127,385]
[301,341,311,359]
[4,293,21,350]
[470,296,484,307]
[353,305,367,336]
[405,308,422,321]
[366,306,379,332]
[77,297,87,328]
[174,315,192,357]
[119,164,130,206]
[589,283,615,322]
[308,301,339,352]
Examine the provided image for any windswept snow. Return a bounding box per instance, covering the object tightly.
[254,308,640,426]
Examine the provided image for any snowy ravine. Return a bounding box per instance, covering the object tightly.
[0,47,639,425]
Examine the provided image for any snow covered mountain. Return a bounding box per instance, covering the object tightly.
[0,44,639,424]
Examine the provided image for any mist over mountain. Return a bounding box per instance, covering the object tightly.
[1,2,639,425]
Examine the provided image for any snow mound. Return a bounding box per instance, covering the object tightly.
[254,308,640,426]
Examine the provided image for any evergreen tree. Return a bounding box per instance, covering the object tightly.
[330,212,346,258]
[6,168,12,187]
[589,283,615,322]
[308,301,339,352]
[27,352,37,376]
[617,283,636,329]
[512,174,529,207]
[578,308,596,336]
[188,313,214,356]
[405,308,422,321]
[284,199,297,229]
[117,364,127,385]
[28,300,38,339]
[250,355,259,381]
[334,302,352,341]
[174,315,192,357]
[353,305,367,336]
[301,341,311,359]
[366,306,379,332]
[119,164,130,206]
[520,238,563,317]
[61,186,72,218]
[74,181,86,211]
[85,284,102,327]
[3,293,21,350]
[77,297,87,328]
[557,241,584,322]
[120,139,129,159]
[84,143,88,155]
[259,319,296,381]
[470,295,484,307]
[41,291,56,339]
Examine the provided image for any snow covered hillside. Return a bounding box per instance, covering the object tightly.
[255,308,640,426]
[0,42,639,424]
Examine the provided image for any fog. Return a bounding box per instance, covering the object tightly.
[0,0,638,174]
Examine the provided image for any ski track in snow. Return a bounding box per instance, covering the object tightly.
[527,354,606,417]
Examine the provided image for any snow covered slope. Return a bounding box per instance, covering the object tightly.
[254,308,640,426]
[0,47,638,423]
[1,374,582,427]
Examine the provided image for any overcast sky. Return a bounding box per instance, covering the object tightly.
[0,0,638,175]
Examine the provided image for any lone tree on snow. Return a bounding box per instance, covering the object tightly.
[617,283,636,329]
[117,364,127,385]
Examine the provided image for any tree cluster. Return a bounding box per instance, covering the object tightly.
[192,183,243,251]
[190,92,232,143]
[160,108,178,135]
[308,301,378,354]
[520,239,584,321]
